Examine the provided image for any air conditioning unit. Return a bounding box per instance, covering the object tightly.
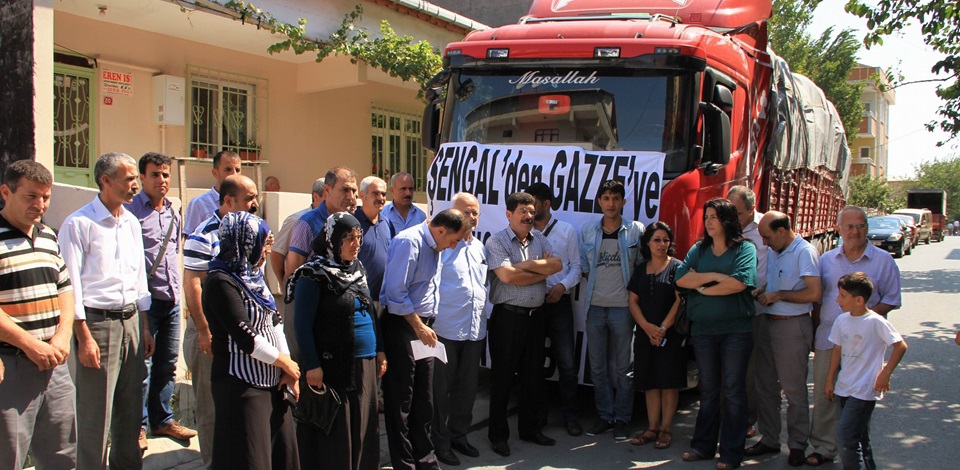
[153,75,185,125]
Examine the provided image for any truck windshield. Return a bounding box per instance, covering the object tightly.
[444,68,696,174]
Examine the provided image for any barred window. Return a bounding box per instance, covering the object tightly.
[187,65,268,159]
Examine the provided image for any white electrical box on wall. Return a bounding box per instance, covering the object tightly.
[153,75,185,125]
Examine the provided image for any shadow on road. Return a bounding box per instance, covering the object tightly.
[899,269,960,293]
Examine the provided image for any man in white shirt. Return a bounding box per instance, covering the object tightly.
[183,151,242,236]
[59,152,155,470]
[526,182,583,436]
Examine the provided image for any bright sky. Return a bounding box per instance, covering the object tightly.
[809,0,958,180]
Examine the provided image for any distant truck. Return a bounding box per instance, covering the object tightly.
[907,189,948,242]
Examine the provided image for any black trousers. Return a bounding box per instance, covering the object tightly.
[381,313,438,470]
[432,336,485,451]
[211,374,299,470]
[298,357,379,470]
[487,304,546,442]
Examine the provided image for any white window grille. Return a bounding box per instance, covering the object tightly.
[187,65,268,160]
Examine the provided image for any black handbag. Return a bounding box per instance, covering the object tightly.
[292,381,342,436]
[673,296,691,336]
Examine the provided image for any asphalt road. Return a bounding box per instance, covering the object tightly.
[138,236,960,469]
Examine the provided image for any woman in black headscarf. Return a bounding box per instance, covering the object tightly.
[202,211,300,470]
[287,212,386,470]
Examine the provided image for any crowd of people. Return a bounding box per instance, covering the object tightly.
[0,150,925,470]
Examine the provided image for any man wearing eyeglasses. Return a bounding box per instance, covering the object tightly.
[805,206,901,467]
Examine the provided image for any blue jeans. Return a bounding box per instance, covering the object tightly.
[142,300,181,430]
[586,306,634,423]
[544,296,579,421]
[837,396,877,470]
[690,332,753,466]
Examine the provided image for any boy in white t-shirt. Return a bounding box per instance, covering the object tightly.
[825,272,908,470]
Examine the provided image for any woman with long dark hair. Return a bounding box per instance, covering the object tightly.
[287,212,386,470]
[202,212,300,470]
[675,198,757,469]
[628,221,686,450]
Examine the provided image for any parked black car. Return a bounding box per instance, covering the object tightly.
[868,216,910,258]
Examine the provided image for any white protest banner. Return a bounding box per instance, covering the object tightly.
[426,142,665,242]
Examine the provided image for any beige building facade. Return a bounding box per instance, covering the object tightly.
[848,64,896,178]
[41,0,484,210]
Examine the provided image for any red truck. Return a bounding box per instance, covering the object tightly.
[422,0,849,258]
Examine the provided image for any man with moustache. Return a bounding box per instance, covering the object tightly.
[486,192,562,456]
[805,206,901,467]
[356,176,393,312]
[747,211,820,466]
[183,151,242,236]
[381,209,468,470]
[727,185,767,439]
[125,153,196,452]
[384,172,426,232]
[284,167,359,280]
[182,174,260,468]
[526,182,583,436]
[432,193,489,465]
[59,153,156,469]
[0,161,77,469]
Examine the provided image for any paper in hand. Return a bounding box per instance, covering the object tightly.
[410,340,448,363]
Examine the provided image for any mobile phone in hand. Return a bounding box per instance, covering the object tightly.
[283,385,297,406]
[659,337,668,347]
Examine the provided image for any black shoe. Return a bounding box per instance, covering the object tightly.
[744,441,780,456]
[788,449,805,467]
[451,438,480,458]
[565,419,583,436]
[519,433,556,446]
[585,419,614,436]
[436,448,460,466]
[491,440,511,457]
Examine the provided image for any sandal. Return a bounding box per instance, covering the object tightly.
[805,453,832,466]
[682,449,705,462]
[654,430,672,449]
[630,428,659,446]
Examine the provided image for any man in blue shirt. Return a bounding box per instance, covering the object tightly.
[355,176,392,311]
[183,151,241,236]
[431,193,489,466]
[380,210,467,470]
[383,172,426,232]
[125,153,196,452]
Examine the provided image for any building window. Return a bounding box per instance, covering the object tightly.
[860,147,871,160]
[534,128,560,142]
[187,65,268,159]
[371,105,429,191]
[864,102,871,113]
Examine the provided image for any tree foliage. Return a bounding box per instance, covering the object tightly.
[848,174,901,212]
[219,2,442,100]
[844,0,960,145]
[910,155,960,220]
[770,0,864,143]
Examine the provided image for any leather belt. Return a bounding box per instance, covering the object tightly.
[85,303,138,320]
[499,303,540,316]
[766,313,808,321]
[419,316,435,327]
[0,343,24,355]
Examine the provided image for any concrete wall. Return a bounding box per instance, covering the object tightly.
[429,0,531,26]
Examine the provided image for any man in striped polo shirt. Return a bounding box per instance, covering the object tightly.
[0,160,77,469]
[182,174,260,468]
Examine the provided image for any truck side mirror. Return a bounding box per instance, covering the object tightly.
[421,101,441,153]
[699,101,731,168]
